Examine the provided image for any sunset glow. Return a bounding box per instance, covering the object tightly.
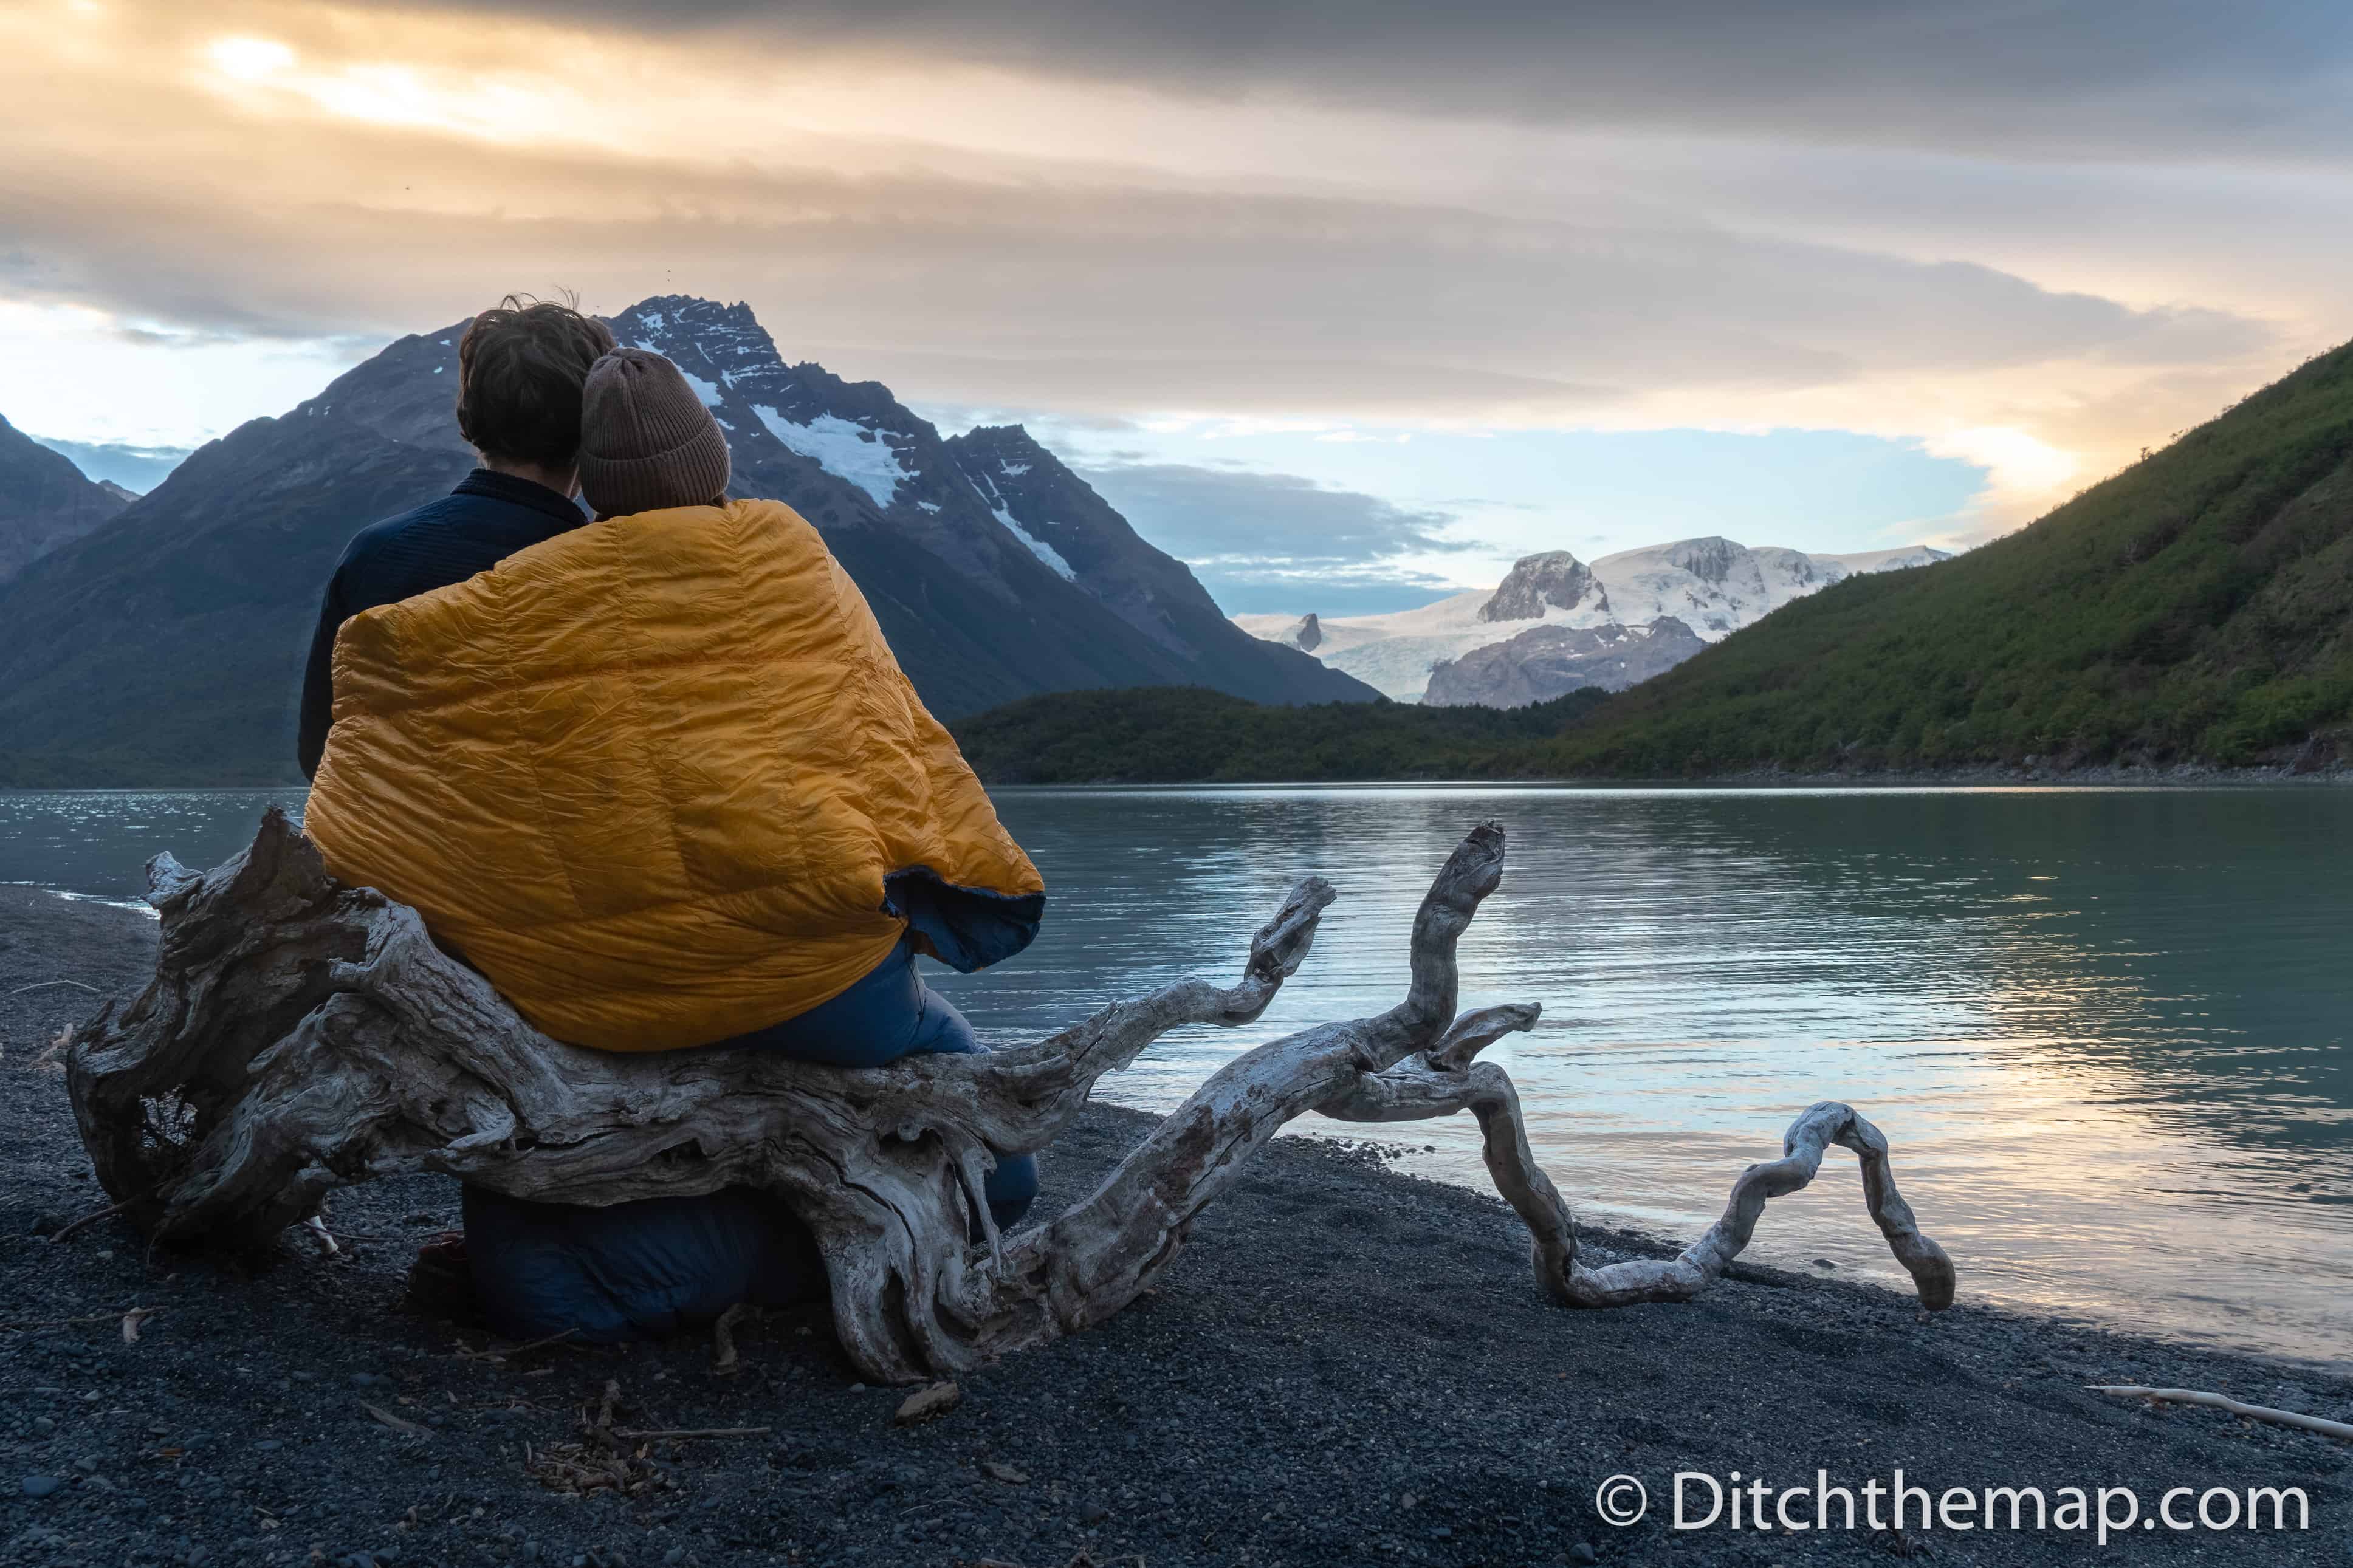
[7,0,2348,600]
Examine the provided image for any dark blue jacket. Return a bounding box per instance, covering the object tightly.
[297,470,585,779]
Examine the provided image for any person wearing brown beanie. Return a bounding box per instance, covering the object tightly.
[575,347,734,516]
[307,339,1048,1347]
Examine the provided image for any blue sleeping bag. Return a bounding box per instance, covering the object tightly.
[464,939,1039,1343]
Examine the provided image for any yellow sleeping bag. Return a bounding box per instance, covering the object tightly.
[304,497,1043,1052]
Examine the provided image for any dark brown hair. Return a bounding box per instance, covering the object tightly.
[454,293,617,471]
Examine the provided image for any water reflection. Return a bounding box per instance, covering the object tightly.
[4,785,2346,1364]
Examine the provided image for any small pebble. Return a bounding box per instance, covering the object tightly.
[350,1372,386,1388]
[20,1476,64,1499]
[1079,1501,1110,1525]
[32,1416,55,1434]
[1569,1545,1599,1566]
[253,1440,281,1452]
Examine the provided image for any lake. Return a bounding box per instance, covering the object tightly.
[5,784,2348,1366]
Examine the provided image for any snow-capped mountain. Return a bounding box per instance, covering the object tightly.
[1235,536,1950,703]
[610,298,1372,712]
[0,295,1372,785]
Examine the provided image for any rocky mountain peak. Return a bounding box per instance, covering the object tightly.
[1480,549,1606,622]
[612,295,777,374]
[1659,535,1742,584]
[1424,615,1706,708]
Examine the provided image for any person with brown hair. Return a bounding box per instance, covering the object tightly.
[301,338,1047,1343]
[295,293,615,778]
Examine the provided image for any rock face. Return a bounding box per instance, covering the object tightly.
[1479,550,1606,622]
[0,414,131,585]
[0,295,1373,785]
[1423,617,1708,707]
[933,423,1355,699]
[1274,613,1322,651]
[1235,538,1951,702]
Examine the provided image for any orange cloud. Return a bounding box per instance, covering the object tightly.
[2,0,2344,535]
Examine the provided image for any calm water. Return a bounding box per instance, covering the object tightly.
[5,786,2349,1366]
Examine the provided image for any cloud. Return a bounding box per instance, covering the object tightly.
[0,119,2276,419]
[3,0,2340,535]
[332,0,2353,163]
[27,436,192,493]
[1076,459,1477,612]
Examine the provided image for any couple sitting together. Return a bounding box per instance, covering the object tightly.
[296,296,1046,1343]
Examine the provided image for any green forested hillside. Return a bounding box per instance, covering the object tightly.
[950,686,1607,783]
[957,343,2353,783]
[1546,341,2353,775]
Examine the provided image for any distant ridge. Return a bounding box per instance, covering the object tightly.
[0,414,130,586]
[1235,537,1948,702]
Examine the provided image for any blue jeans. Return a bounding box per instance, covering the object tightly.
[464,942,1039,1343]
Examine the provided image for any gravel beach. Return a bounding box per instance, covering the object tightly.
[4,885,2348,1567]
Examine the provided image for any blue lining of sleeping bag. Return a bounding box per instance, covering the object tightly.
[464,939,1039,1344]
[884,866,1045,973]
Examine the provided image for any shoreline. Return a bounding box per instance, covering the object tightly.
[5,887,2349,1565]
[10,759,2353,797]
[991,765,2352,790]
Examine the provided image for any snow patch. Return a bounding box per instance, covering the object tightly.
[916,501,942,513]
[999,461,1031,478]
[749,405,911,507]
[991,503,1076,580]
[678,369,724,408]
[963,466,1076,580]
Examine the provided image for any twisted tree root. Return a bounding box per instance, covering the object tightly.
[66,810,1953,1383]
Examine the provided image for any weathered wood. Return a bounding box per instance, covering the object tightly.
[67,809,1954,1383]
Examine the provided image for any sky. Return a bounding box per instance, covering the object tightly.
[3,1,2348,612]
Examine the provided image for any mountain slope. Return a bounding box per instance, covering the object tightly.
[1422,617,1706,707]
[0,414,131,584]
[0,296,1371,786]
[1548,342,2353,775]
[1235,538,1948,702]
[610,299,1371,715]
[942,424,1355,702]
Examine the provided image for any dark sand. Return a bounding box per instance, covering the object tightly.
[4,885,2348,1567]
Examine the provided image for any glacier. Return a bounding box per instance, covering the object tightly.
[749,405,912,508]
[1235,536,1949,702]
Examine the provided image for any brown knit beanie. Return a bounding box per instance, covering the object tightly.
[576,347,732,517]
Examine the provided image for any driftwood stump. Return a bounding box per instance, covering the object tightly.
[67,810,1954,1383]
